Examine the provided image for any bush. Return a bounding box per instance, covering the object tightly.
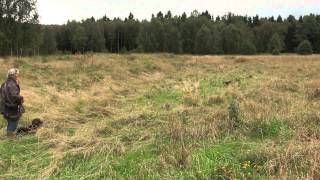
[296,40,313,55]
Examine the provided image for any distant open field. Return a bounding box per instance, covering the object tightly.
[0,54,319,179]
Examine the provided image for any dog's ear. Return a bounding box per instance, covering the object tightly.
[32,118,43,126]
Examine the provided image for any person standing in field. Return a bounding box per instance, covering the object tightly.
[0,68,25,138]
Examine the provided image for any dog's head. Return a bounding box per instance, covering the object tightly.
[32,118,43,127]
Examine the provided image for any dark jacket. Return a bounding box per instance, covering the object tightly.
[1,78,24,118]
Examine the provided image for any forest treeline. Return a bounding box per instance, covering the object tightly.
[1,0,320,56]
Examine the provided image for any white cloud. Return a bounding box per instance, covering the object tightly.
[37,0,320,24]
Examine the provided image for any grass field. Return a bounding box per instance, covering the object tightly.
[0,54,319,179]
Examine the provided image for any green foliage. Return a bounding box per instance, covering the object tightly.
[83,22,105,52]
[210,25,224,54]
[222,25,242,54]
[268,33,283,55]
[272,49,280,55]
[70,23,88,53]
[137,22,159,52]
[0,31,9,55]
[40,27,57,55]
[0,0,40,56]
[163,23,182,54]
[296,15,320,53]
[119,47,128,54]
[1,5,320,56]
[194,25,213,55]
[240,40,257,55]
[150,19,166,52]
[296,40,313,55]
[254,22,287,53]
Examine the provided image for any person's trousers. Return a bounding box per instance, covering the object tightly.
[4,116,20,132]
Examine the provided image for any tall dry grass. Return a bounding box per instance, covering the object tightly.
[0,54,319,178]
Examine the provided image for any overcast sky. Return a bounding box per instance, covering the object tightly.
[37,0,320,25]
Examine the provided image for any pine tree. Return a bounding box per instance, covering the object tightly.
[216,16,221,22]
[157,11,164,20]
[165,11,172,19]
[181,12,187,22]
[128,12,134,20]
[276,15,283,23]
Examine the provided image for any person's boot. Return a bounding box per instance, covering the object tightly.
[7,131,16,140]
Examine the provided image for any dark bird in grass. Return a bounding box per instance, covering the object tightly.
[223,80,233,86]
